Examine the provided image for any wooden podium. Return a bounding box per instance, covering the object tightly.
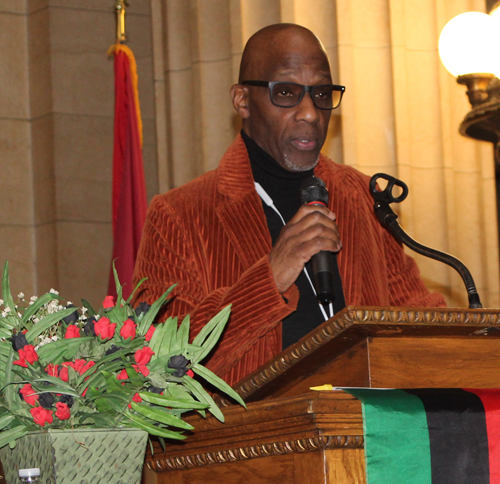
[145,306,500,484]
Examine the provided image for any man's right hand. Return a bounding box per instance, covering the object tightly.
[268,205,342,294]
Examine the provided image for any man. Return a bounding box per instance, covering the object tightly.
[133,24,445,386]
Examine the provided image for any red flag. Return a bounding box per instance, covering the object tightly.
[107,44,147,299]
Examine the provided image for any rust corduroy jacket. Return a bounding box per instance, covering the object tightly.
[133,135,446,385]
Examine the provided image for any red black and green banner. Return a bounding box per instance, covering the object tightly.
[345,388,500,484]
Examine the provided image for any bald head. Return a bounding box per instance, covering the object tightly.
[231,23,334,172]
[239,24,330,83]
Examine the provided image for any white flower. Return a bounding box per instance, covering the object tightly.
[81,307,88,314]
[49,289,59,295]
[0,299,3,306]
[30,296,38,302]
[1,311,8,318]
[35,336,57,351]
[17,312,22,317]
[3,307,11,314]
[17,292,24,299]
[33,317,39,324]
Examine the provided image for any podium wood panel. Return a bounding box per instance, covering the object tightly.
[146,392,365,484]
[227,307,500,403]
[147,306,500,483]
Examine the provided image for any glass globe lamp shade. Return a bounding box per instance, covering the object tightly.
[439,12,500,77]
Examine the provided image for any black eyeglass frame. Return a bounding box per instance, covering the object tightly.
[241,80,345,110]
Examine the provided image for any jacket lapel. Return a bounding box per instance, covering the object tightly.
[216,136,272,268]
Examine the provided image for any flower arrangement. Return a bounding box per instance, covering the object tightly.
[0,262,244,449]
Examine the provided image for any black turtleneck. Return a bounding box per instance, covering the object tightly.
[241,130,345,349]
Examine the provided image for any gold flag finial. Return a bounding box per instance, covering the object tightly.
[114,0,128,44]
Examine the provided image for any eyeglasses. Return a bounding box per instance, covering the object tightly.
[241,81,345,110]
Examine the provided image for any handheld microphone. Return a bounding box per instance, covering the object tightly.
[299,176,336,305]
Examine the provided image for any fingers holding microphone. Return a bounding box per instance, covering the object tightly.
[269,203,342,294]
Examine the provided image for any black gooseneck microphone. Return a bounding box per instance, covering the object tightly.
[369,173,482,309]
[299,176,337,305]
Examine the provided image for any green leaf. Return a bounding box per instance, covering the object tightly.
[124,412,186,440]
[0,425,28,450]
[80,360,123,391]
[193,305,231,346]
[81,299,96,318]
[1,262,16,316]
[96,393,129,414]
[37,337,93,365]
[0,316,17,331]
[175,314,190,351]
[192,363,245,407]
[32,375,75,392]
[139,392,208,410]
[126,278,148,304]
[21,293,58,324]
[112,261,124,306]
[181,375,225,422]
[25,307,78,343]
[147,372,169,389]
[78,412,115,427]
[131,402,194,430]
[137,285,176,335]
[149,316,177,359]
[123,363,143,387]
[162,317,177,354]
[3,348,14,407]
[191,305,231,363]
[101,370,128,394]
[0,414,14,431]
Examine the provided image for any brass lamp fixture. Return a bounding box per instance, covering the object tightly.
[439,9,500,161]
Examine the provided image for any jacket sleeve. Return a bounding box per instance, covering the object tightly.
[132,196,299,377]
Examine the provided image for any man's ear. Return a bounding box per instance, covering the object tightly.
[230,84,250,119]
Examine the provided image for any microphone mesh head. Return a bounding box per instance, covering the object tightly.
[299,176,329,205]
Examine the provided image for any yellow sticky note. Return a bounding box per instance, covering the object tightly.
[310,384,334,391]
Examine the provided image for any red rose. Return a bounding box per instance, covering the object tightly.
[132,364,149,377]
[187,369,194,378]
[64,325,80,339]
[70,359,86,373]
[19,383,38,406]
[81,387,88,398]
[134,347,154,366]
[102,295,115,308]
[94,317,116,340]
[30,406,53,426]
[128,392,142,409]
[80,360,95,376]
[145,325,155,342]
[14,345,38,367]
[116,369,128,380]
[24,345,38,365]
[120,319,136,340]
[55,402,71,420]
[59,366,69,382]
[45,363,59,377]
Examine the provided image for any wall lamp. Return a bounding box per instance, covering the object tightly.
[439,8,500,161]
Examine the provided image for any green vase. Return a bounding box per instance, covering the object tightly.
[0,428,148,484]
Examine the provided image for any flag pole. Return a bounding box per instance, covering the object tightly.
[114,0,128,44]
